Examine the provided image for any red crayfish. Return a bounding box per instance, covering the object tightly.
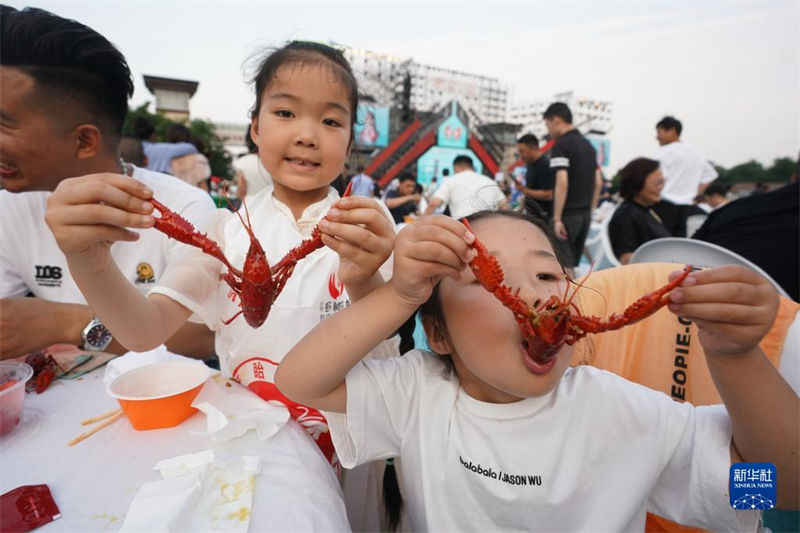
[462,219,692,363]
[24,351,63,394]
[149,182,353,328]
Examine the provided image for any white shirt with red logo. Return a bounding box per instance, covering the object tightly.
[0,166,216,301]
[151,186,397,466]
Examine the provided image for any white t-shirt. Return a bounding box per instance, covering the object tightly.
[327,350,755,532]
[0,166,216,302]
[150,187,396,380]
[433,170,506,219]
[654,141,718,205]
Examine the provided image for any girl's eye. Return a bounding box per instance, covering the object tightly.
[323,118,342,127]
[536,272,559,282]
[275,110,293,118]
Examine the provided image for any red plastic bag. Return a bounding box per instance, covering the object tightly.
[0,484,61,532]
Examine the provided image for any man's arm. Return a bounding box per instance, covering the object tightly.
[423,196,443,216]
[552,169,569,239]
[695,160,718,199]
[385,193,421,209]
[591,168,603,209]
[0,297,214,359]
[520,187,554,201]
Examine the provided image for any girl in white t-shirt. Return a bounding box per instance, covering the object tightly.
[46,41,396,467]
[276,210,798,531]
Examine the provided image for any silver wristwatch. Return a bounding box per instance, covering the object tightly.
[82,317,113,352]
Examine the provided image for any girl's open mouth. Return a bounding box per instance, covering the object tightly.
[521,340,558,375]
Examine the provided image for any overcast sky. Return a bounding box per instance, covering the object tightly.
[8,1,799,173]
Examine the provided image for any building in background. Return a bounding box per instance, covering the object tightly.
[341,45,508,127]
[509,91,612,139]
[213,121,250,156]
[508,91,613,168]
[205,51,613,180]
[143,75,199,122]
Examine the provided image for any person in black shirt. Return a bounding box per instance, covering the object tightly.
[384,172,421,224]
[693,182,798,301]
[608,158,671,264]
[516,133,554,221]
[544,102,603,267]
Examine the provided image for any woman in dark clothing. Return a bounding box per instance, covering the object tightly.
[609,158,671,264]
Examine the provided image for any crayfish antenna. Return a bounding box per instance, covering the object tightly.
[223,182,258,243]
[565,260,595,309]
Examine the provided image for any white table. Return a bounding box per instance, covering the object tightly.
[0,368,351,531]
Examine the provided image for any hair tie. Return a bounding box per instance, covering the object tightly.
[386,458,395,465]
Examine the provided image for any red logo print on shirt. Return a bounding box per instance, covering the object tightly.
[328,272,344,299]
[232,357,339,474]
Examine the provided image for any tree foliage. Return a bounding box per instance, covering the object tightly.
[610,156,797,194]
[715,157,797,185]
[122,103,233,179]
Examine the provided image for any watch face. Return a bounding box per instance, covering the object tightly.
[87,324,112,349]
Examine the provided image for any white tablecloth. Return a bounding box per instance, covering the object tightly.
[0,368,351,531]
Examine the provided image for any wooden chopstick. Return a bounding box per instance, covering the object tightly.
[80,408,122,426]
[69,410,123,446]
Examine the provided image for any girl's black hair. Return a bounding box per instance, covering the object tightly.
[1,6,133,145]
[249,41,358,195]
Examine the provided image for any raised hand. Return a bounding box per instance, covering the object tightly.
[390,215,476,307]
[45,174,155,274]
[666,266,779,358]
[318,195,395,288]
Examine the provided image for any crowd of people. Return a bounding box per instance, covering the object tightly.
[0,5,797,533]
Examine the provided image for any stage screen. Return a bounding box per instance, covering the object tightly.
[355,104,390,147]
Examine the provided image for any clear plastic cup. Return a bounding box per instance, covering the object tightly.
[0,362,34,437]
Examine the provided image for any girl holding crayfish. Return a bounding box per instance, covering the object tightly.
[46,41,397,468]
[276,210,799,531]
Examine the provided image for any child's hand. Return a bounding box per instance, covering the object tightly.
[390,215,476,307]
[318,196,395,288]
[666,266,779,358]
[45,173,155,273]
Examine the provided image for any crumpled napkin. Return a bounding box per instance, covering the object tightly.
[103,346,206,385]
[120,450,260,532]
[191,376,290,442]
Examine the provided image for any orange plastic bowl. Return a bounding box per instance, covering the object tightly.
[106,361,210,430]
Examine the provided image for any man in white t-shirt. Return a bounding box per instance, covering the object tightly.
[423,155,506,219]
[653,116,718,205]
[0,6,216,359]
